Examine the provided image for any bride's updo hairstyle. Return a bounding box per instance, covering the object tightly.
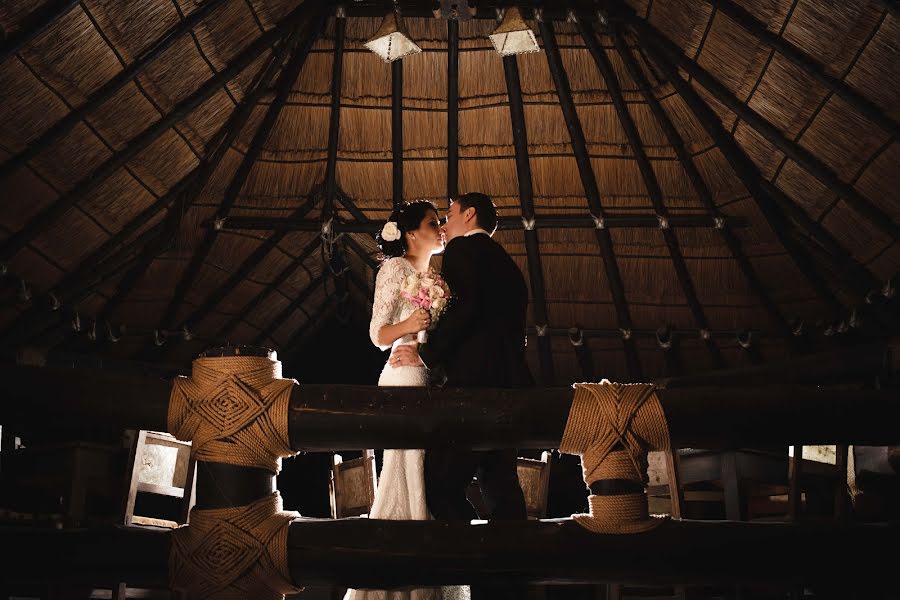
[376,199,438,259]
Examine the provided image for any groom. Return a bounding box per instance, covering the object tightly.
[390,192,532,526]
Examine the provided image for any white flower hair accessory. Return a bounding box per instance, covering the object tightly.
[381,221,401,242]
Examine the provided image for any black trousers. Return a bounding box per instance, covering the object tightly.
[424,447,527,521]
[424,447,527,600]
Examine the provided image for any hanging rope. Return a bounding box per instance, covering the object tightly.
[560,380,671,533]
[170,492,300,600]
[168,355,296,474]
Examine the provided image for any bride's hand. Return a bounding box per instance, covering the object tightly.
[404,308,430,334]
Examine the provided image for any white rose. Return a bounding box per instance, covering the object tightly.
[405,274,419,287]
[430,285,445,298]
[381,221,401,242]
[433,298,446,311]
[421,277,435,288]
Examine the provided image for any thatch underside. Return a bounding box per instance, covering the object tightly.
[0,0,897,382]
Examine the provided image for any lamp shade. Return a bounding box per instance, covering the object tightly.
[364,10,422,62]
[489,7,540,56]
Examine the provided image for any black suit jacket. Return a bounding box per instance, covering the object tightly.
[419,233,533,388]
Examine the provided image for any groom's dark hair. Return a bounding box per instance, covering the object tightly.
[455,192,498,235]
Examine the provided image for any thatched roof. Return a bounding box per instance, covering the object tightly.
[0,0,897,382]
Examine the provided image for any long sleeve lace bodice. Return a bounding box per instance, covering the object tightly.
[369,257,418,351]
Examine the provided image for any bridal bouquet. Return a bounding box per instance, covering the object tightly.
[400,268,451,343]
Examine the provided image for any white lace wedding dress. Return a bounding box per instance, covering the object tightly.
[344,257,469,600]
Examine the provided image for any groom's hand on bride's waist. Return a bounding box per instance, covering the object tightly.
[389,344,424,368]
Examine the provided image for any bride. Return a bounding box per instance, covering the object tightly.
[344,200,469,600]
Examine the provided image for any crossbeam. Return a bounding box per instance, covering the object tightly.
[1,519,894,591]
[213,214,748,232]
[2,364,897,449]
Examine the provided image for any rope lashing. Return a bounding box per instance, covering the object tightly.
[560,380,671,533]
[168,355,296,474]
[170,492,300,600]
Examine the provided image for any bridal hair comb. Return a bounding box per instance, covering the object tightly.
[381,221,401,242]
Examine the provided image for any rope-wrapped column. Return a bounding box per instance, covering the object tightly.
[167,354,301,599]
[560,381,671,533]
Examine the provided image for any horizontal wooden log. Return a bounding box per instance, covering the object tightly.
[214,214,748,231]
[2,365,898,449]
[287,518,896,590]
[288,384,900,450]
[1,525,170,588]
[1,520,895,591]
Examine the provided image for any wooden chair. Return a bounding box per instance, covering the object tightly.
[466,452,553,520]
[516,451,553,520]
[647,447,844,522]
[329,449,377,519]
[122,430,196,528]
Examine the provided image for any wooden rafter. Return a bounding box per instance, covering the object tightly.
[0,0,80,64]
[282,297,334,354]
[629,23,847,320]
[447,18,459,199]
[567,327,595,381]
[656,326,685,378]
[392,59,404,209]
[142,15,325,356]
[759,179,883,298]
[172,195,321,340]
[342,233,378,272]
[620,5,900,241]
[0,221,168,349]
[0,4,314,264]
[0,0,229,179]
[213,213,748,232]
[612,29,792,340]
[253,273,326,346]
[323,16,349,318]
[323,16,345,223]
[502,54,554,384]
[0,43,287,349]
[537,20,642,381]
[704,0,898,136]
[579,19,725,369]
[214,234,322,341]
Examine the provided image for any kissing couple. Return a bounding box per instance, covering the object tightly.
[344,192,533,600]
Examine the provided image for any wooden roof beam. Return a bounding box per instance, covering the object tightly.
[579,19,725,369]
[0,5,317,264]
[616,3,899,241]
[502,54,555,384]
[214,234,323,341]
[392,60,404,209]
[322,16,350,321]
[537,19,642,380]
[343,235,379,272]
[0,41,288,349]
[612,29,792,340]
[656,325,685,378]
[283,298,334,355]
[626,19,847,321]
[447,19,459,199]
[0,219,164,349]
[213,213,749,232]
[253,273,327,346]
[0,0,80,64]
[567,327,595,381]
[0,0,229,179]
[704,0,898,136]
[142,15,325,357]
[172,195,321,341]
[323,15,345,223]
